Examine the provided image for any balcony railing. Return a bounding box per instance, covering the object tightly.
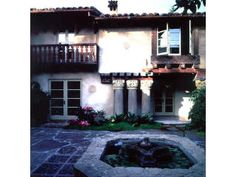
[31,43,98,65]
[151,55,200,69]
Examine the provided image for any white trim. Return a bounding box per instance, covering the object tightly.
[49,79,81,120]
[157,22,181,56]
[154,88,175,116]
[157,29,168,55]
[168,28,181,56]
[189,19,192,54]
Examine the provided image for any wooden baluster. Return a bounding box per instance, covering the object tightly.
[54,45,58,64]
[92,45,96,63]
[73,45,76,63]
[35,46,39,63]
[78,46,82,62]
[45,46,48,63]
[58,44,63,63]
[68,45,73,63]
[87,45,91,62]
[75,46,78,63]
[83,46,87,62]
[64,45,68,63]
[48,45,52,64]
[31,46,34,64]
[40,46,43,63]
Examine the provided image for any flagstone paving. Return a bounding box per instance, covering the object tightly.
[31,127,205,177]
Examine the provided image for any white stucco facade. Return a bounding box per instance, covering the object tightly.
[98,28,151,73]
[32,72,114,117]
[30,27,202,120]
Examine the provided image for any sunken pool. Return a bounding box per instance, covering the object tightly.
[74,134,205,177]
[100,138,194,169]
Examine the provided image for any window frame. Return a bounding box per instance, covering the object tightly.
[157,23,181,56]
[49,79,81,119]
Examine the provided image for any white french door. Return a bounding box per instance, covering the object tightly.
[154,88,174,115]
[49,80,81,119]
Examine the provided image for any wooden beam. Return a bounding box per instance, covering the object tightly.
[151,68,197,74]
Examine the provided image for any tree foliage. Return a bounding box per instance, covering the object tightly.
[31,82,50,126]
[188,86,206,131]
[172,0,206,14]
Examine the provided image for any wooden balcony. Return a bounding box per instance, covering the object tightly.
[151,55,200,69]
[31,43,98,72]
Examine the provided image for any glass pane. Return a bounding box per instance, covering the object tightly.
[166,90,173,97]
[170,47,179,54]
[58,33,66,44]
[158,47,167,53]
[68,81,80,89]
[158,30,168,54]
[165,99,173,104]
[68,108,78,115]
[51,81,63,89]
[165,106,173,112]
[51,99,64,107]
[155,106,162,112]
[51,108,63,115]
[51,90,63,98]
[169,29,180,54]
[68,99,80,107]
[68,90,80,98]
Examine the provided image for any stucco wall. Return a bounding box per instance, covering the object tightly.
[98,28,152,73]
[192,28,206,69]
[31,31,58,45]
[32,72,114,117]
[174,91,193,121]
[198,29,205,68]
[74,29,97,43]
[31,29,97,45]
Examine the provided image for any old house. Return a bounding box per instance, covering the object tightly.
[30,5,205,121]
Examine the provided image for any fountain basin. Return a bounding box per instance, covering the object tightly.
[74,134,205,177]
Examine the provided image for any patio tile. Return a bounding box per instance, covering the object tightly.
[67,155,80,163]
[58,164,74,175]
[32,163,62,175]
[32,139,69,151]
[57,145,77,155]
[46,155,70,163]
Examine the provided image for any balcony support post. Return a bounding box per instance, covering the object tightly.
[113,79,125,115]
[126,80,139,115]
[140,79,153,114]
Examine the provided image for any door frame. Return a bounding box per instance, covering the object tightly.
[49,79,81,120]
[153,87,175,116]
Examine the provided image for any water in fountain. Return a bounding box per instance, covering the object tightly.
[101,138,193,168]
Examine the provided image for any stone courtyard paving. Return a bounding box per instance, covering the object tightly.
[31,127,205,177]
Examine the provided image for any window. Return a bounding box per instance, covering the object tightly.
[49,80,81,119]
[157,25,181,55]
[58,32,74,44]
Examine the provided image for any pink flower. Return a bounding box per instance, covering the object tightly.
[78,120,90,127]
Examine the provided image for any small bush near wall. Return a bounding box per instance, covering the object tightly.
[110,112,154,126]
[31,82,50,126]
[67,110,160,131]
[69,106,107,127]
[188,86,206,131]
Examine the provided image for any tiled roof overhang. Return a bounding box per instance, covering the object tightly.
[30,6,102,16]
[97,12,205,20]
[95,12,205,28]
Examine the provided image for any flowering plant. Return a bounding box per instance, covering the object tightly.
[68,119,90,127]
[74,106,107,126]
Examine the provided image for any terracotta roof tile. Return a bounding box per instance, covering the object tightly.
[30,7,205,19]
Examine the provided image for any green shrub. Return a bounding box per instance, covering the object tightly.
[188,86,206,131]
[109,112,154,126]
[110,113,126,123]
[70,106,107,126]
[31,82,50,126]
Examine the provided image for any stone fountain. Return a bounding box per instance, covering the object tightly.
[73,134,205,177]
